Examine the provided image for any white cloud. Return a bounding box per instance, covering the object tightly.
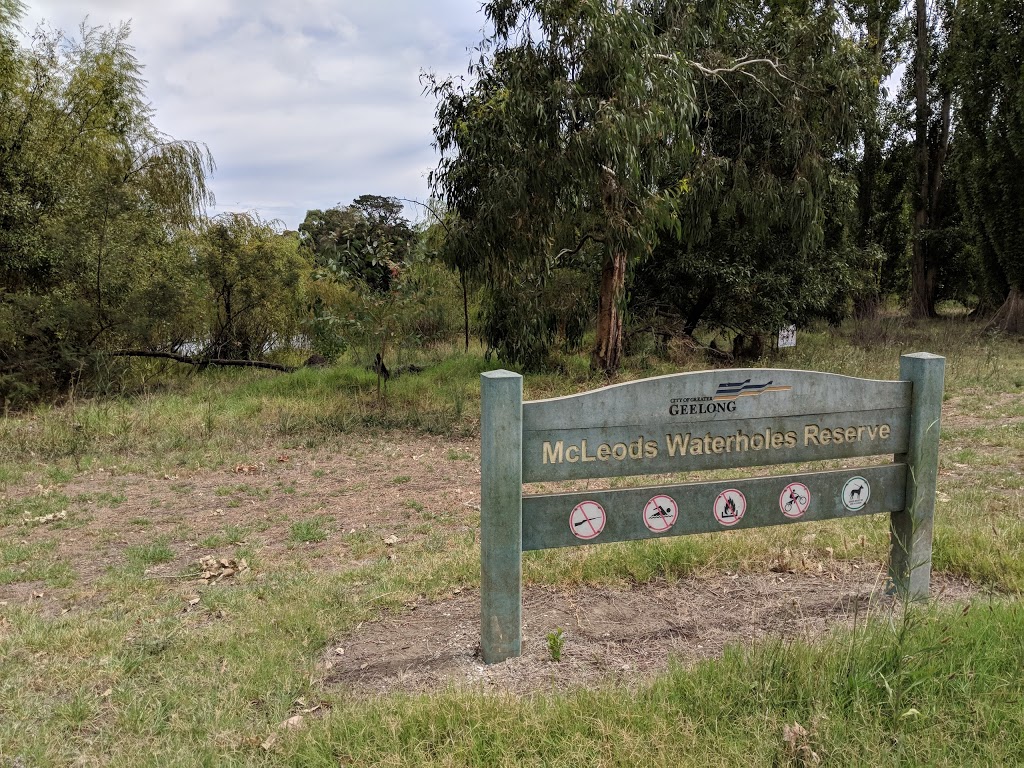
[20,0,484,228]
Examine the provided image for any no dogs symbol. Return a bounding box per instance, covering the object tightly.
[713,489,746,527]
[842,476,871,511]
[570,501,606,540]
[644,494,678,533]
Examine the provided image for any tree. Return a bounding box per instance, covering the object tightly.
[953,0,1024,333]
[631,0,871,349]
[298,195,416,294]
[908,0,957,318]
[429,0,702,373]
[194,213,310,360]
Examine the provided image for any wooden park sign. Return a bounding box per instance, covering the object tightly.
[479,353,944,663]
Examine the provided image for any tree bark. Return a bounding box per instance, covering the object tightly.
[591,249,627,375]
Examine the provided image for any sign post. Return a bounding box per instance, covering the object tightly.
[480,353,944,663]
[890,352,945,601]
[479,370,523,663]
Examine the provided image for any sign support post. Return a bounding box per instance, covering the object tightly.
[890,352,945,601]
[480,370,523,663]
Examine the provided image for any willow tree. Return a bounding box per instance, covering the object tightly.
[1,16,214,402]
[953,0,1024,333]
[429,0,703,373]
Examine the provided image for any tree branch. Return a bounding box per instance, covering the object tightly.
[110,350,296,373]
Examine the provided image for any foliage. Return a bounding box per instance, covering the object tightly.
[631,1,873,348]
[299,195,416,294]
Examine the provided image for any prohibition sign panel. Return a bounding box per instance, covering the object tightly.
[780,482,811,518]
[714,489,746,527]
[644,494,678,533]
[842,476,871,511]
[570,500,606,540]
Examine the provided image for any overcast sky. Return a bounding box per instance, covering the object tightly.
[20,1,485,229]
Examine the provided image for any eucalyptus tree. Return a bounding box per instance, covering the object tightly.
[953,0,1024,333]
[429,0,705,373]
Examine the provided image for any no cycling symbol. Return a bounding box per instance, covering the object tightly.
[714,489,746,527]
[780,482,811,518]
[570,500,606,540]
[644,494,678,533]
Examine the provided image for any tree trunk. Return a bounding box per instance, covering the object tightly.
[911,0,935,319]
[682,287,716,338]
[591,249,627,375]
[989,284,1024,335]
[460,267,469,352]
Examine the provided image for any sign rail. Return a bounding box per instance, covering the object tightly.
[480,353,944,664]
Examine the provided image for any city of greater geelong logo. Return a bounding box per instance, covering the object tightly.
[713,379,793,401]
[669,380,793,417]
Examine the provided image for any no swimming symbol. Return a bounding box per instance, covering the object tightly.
[644,494,678,533]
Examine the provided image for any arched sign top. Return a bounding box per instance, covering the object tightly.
[523,367,911,431]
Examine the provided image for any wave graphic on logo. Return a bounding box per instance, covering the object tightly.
[713,379,792,402]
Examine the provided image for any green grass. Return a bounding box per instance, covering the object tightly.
[0,318,1022,765]
[124,538,175,570]
[289,516,331,544]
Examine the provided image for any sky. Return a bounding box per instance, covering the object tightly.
[20,1,486,230]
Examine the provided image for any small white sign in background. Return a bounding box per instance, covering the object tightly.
[778,325,797,348]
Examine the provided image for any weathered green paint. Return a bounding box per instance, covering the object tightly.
[890,353,945,601]
[522,465,907,551]
[523,408,908,482]
[479,355,943,664]
[479,370,523,663]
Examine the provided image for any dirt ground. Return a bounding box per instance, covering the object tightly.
[323,571,976,696]
[2,432,980,696]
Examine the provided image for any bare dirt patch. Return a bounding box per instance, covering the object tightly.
[323,569,977,696]
[1,434,483,606]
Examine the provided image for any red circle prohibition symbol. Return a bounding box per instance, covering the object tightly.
[644,494,678,533]
[569,501,606,540]
[779,482,811,519]
[714,489,746,527]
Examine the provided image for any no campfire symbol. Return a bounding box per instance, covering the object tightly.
[643,494,679,533]
[569,500,607,540]
[780,482,811,518]
[842,476,871,512]
[714,489,747,527]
